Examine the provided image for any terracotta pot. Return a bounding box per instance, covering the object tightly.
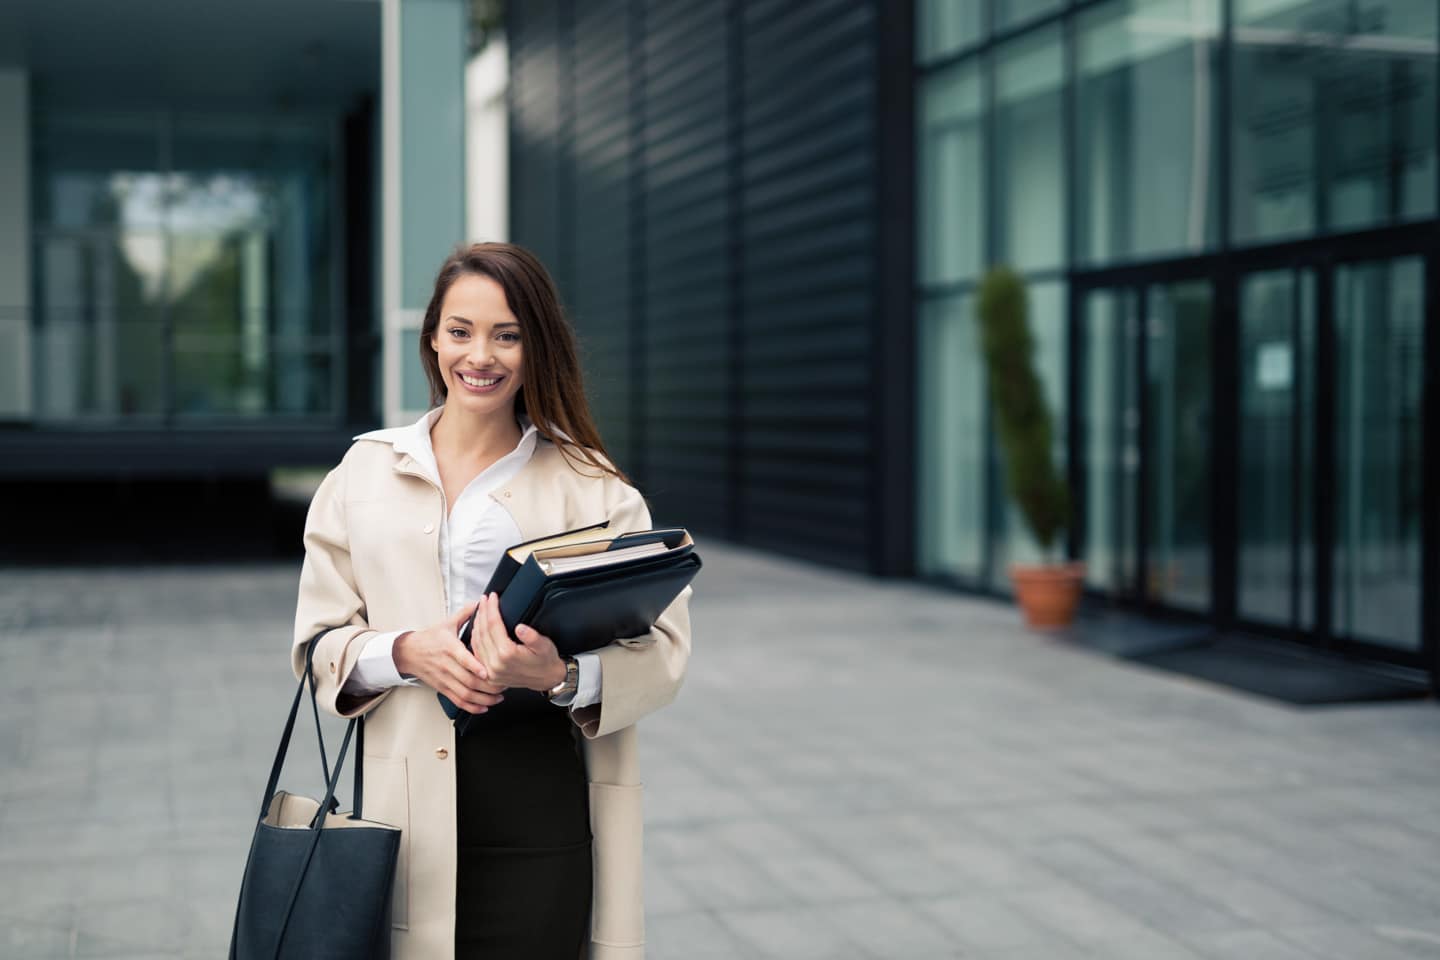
[1009,562,1085,629]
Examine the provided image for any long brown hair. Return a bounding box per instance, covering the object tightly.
[419,242,627,484]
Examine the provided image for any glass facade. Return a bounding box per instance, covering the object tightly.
[30,107,341,422]
[916,0,1437,661]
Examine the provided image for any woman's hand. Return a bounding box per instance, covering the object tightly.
[468,592,567,692]
[392,604,508,713]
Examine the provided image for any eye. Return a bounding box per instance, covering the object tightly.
[449,327,469,338]
[498,331,521,343]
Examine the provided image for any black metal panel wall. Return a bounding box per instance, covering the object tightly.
[570,0,635,472]
[509,0,565,291]
[636,0,734,532]
[508,0,909,573]
[737,0,877,567]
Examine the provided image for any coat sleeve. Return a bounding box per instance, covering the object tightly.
[290,454,394,719]
[569,481,692,740]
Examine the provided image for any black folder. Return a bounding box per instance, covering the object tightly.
[438,524,701,726]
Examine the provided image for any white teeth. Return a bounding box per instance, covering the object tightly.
[459,374,500,388]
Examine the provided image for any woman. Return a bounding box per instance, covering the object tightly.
[291,242,691,960]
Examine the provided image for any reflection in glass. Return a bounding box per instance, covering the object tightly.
[995,26,1066,272]
[918,61,986,286]
[995,0,1064,33]
[1146,280,1212,611]
[916,0,984,63]
[1333,258,1423,651]
[1077,0,1221,265]
[917,294,986,579]
[1082,287,1140,592]
[1232,0,1438,243]
[1237,269,1315,627]
[991,280,1068,588]
[31,108,337,421]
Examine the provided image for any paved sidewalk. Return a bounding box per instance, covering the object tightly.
[2,543,1439,959]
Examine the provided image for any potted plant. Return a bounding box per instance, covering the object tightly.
[975,266,1083,628]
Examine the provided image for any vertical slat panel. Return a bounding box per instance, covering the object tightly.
[570,0,634,472]
[509,0,563,277]
[637,0,733,530]
[738,0,877,569]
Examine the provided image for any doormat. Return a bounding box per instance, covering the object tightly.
[1125,634,1431,706]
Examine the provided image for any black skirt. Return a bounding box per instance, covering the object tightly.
[454,700,593,959]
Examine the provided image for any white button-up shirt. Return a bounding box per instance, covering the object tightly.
[341,407,601,708]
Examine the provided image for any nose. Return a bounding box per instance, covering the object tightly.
[467,337,495,367]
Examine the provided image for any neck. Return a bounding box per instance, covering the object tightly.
[430,402,522,462]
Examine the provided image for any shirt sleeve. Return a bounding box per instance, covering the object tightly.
[341,630,421,696]
[551,651,601,708]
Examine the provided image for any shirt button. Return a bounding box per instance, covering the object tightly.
[503,491,512,498]
[435,748,449,760]
[423,523,435,534]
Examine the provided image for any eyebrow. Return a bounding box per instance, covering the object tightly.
[445,316,519,328]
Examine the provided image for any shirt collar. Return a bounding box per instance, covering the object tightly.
[356,406,541,467]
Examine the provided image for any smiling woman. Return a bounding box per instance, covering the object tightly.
[293,240,690,960]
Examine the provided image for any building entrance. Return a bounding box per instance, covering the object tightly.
[1238,253,1429,660]
[1078,276,1215,615]
[1077,241,1435,672]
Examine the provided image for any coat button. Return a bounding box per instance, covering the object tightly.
[435,748,449,760]
[329,661,337,674]
[503,491,511,498]
[423,523,435,534]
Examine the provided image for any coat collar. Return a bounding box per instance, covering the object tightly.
[354,407,541,488]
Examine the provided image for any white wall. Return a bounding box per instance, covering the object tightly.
[465,37,508,244]
[0,68,31,419]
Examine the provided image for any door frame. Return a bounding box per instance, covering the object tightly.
[1069,220,1437,683]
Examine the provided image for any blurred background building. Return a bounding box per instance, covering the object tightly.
[1,0,1435,687]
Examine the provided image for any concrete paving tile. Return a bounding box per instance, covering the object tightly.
[717,904,866,960]
[1180,928,1325,960]
[647,909,759,959]
[811,897,958,957]
[916,893,1067,952]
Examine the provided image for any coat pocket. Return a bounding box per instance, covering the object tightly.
[362,754,410,930]
[588,782,644,947]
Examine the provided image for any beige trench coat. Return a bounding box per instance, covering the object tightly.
[290,428,692,960]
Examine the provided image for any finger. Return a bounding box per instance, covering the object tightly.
[514,623,552,654]
[472,592,506,667]
[443,664,505,708]
[451,638,491,683]
[451,600,480,635]
[487,593,516,654]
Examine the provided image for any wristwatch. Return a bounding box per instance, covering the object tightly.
[546,657,580,703]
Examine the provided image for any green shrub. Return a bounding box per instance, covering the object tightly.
[975,266,1069,556]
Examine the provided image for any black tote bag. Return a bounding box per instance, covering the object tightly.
[229,642,402,960]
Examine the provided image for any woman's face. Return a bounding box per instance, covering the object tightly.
[430,273,525,419]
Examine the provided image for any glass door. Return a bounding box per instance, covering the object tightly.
[1080,277,1214,613]
[1236,267,1316,630]
[1331,256,1426,654]
[1231,253,1428,661]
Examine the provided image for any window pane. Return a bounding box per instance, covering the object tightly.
[917,0,984,63]
[1232,0,1438,244]
[917,293,987,579]
[1082,286,1140,592]
[990,279,1068,585]
[996,0,1064,33]
[1077,0,1221,265]
[1146,279,1212,612]
[995,27,1065,271]
[918,60,986,286]
[1333,257,1424,651]
[401,326,434,411]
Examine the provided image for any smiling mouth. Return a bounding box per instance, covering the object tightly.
[458,373,502,388]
